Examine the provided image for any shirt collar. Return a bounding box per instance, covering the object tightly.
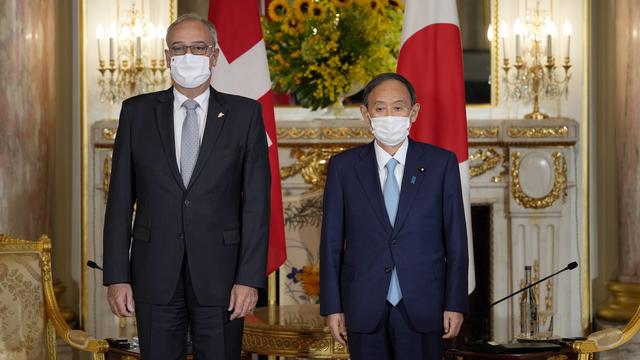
[374,138,409,172]
[173,87,210,112]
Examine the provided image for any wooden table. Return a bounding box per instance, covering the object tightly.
[242,304,349,359]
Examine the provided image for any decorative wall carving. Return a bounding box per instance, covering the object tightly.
[507,126,569,139]
[511,151,568,209]
[469,148,504,178]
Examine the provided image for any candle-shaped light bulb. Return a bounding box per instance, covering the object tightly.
[146,23,157,61]
[563,19,572,58]
[547,21,557,57]
[96,24,105,61]
[487,24,493,42]
[514,18,524,58]
[134,24,143,60]
[107,22,117,62]
[121,25,132,41]
[157,23,166,59]
[499,21,509,60]
[96,24,105,39]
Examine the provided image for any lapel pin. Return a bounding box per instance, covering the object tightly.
[218,112,224,118]
[410,175,417,184]
[419,167,425,172]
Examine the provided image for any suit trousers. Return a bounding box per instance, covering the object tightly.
[135,255,244,360]
[347,301,443,360]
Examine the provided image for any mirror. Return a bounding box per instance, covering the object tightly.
[458,0,497,106]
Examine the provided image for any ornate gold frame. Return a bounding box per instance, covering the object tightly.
[510,151,568,209]
[0,234,109,359]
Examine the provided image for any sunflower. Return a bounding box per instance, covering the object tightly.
[293,0,313,20]
[311,4,325,18]
[267,0,289,22]
[282,18,302,35]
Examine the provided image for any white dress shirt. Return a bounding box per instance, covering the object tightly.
[374,139,408,192]
[173,88,210,168]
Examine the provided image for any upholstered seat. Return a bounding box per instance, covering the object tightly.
[573,305,640,360]
[0,234,108,359]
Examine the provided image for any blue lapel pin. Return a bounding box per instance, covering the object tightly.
[410,175,417,184]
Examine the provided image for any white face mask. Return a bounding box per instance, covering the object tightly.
[370,116,411,146]
[170,53,211,88]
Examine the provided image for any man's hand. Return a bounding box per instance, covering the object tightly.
[228,284,258,320]
[442,311,464,339]
[327,313,348,347]
[107,283,135,317]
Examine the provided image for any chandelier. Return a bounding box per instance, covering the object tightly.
[95,2,170,104]
[490,1,572,120]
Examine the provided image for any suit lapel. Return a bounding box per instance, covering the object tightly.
[154,88,185,190]
[392,139,428,236]
[187,87,228,189]
[354,142,393,235]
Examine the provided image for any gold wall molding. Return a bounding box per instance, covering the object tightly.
[508,126,569,139]
[102,155,112,202]
[469,148,504,178]
[102,128,116,141]
[511,151,568,209]
[469,127,500,138]
[277,127,372,141]
[280,145,355,188]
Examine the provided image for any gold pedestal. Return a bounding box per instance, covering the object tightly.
[596,281,640,321]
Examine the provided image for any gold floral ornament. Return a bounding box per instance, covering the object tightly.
[263,0,403,110]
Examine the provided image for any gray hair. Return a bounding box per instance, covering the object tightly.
[166,13,218,47]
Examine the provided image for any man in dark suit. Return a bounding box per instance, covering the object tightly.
[103,14,270,360]
[320,73,469,360]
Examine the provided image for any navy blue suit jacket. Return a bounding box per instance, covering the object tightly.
[319,139,469,333]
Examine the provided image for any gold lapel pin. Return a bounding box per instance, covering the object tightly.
[218,112,224,118]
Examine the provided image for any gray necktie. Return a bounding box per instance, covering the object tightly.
[383,158,403,306]
[180,99,200,187]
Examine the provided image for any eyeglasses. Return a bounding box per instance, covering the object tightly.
[169,42,213,56]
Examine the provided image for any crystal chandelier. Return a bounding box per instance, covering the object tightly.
[95,2,170,104]
[491,1,572,120]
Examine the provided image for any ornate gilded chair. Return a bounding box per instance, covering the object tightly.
[572,305,640,360]
[0,234,108,359]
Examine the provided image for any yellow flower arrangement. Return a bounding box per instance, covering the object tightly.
[262,0,404,110]
[296,262,320,297]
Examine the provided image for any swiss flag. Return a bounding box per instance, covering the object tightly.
[209,0,286,275]
[397,0,475,293]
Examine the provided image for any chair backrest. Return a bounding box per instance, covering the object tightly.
[0,234,55,360]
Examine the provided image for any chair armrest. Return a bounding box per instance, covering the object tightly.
[573,328,624,354]
[43,261,109,354]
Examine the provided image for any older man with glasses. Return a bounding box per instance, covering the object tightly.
[102,13,271,360]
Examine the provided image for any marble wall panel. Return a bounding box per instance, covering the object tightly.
[0,0,55,239]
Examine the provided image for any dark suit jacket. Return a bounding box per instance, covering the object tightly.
[319,139,468,333]
[103,86,270,306]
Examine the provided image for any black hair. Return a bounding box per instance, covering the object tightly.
[361,72,417,107]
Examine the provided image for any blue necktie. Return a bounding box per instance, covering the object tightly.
[383,158,402,306]
[180,99,200,187]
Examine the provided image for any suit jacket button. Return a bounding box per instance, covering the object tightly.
[392,239,397,245]
[184,200,191,206]
[384,266,391,273]
[179,233,184,239]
